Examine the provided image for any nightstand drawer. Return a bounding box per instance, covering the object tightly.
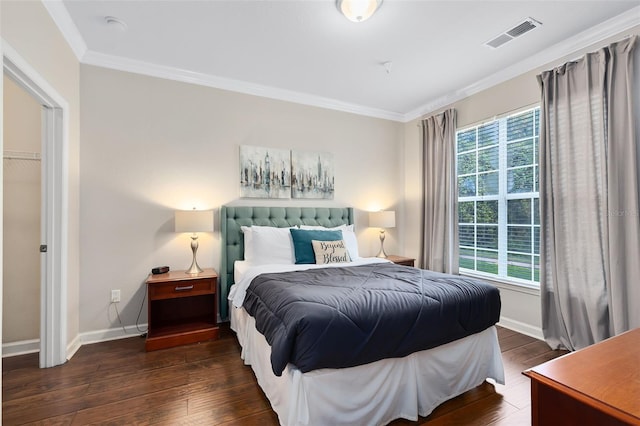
[149,278,215,300]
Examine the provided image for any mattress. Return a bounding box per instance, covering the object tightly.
[230,305,505,426]
[229,260,505,424]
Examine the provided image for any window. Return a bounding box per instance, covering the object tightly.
[457,107,540,285]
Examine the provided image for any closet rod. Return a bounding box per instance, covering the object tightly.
[3,150,41,161]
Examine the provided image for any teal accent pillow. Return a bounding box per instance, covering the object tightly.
[290,229,343,264]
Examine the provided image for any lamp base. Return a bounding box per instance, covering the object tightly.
[185,260,203,275]
[376,251,388,258]
[186,235,204,274]
[376,230,388,258]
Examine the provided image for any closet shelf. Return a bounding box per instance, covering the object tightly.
[3,151,41,161]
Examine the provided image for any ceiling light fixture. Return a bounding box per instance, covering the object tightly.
[336,0,383,23]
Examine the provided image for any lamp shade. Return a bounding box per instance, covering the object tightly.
[175,209,214,233]
[336,0,383,22]
[369,210,396,229]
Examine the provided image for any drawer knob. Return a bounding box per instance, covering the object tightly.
[175,285,194,291]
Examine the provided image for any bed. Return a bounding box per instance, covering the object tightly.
[220,206,505,426]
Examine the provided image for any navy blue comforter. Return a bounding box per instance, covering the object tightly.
[242,263,501,376]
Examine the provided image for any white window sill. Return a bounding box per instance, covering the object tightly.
[459,270,541,296]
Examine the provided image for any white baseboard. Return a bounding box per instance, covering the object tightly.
[2,339,40,358]
[66,334,82,360]
[498,317,544,340]
[78,323,148,346]
[3,324,149,360]
[7,319,539,361]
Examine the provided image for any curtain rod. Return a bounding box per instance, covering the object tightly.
[417,108,453,126]
[460,102,540,130]
[420,102,540,129]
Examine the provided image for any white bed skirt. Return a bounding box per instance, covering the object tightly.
[230,306,505,426]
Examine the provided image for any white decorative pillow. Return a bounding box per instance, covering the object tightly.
[300,224,349,231]
[301,224,360,260]
[312,239,351,264]
[240,226,254,262]
[250,226,295,265]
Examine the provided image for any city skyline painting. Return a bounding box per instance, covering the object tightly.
[239,145,291,199]
[291,150,334,199]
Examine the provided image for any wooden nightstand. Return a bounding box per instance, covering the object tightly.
[386,255,415,267]
[145,268,219,351]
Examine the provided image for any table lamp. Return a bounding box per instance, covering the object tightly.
[175,208,214,274]
[369,210,396,258]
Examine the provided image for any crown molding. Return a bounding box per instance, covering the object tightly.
[42,0,638,123]
[403,6,640,122]
[41,0,403,121]
[41,0,87,61]
[81,50,405,121]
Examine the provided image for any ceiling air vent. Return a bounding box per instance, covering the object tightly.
[485,17,542,49]
[486,34,513,49]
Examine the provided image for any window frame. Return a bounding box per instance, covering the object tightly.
[456,106,540,288]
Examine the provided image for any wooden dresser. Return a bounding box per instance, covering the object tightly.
[523,328,640,426]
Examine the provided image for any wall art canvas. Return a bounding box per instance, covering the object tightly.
[291,150,334,199]
[239,145,291,198]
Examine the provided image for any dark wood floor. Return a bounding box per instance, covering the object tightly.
[3,325,567,425]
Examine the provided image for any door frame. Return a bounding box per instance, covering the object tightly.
[3,41,68,368]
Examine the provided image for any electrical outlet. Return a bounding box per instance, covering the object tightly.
[111,289,121,303]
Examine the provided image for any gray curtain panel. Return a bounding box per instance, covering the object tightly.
[420,109,459,274]
[538,36,639,351]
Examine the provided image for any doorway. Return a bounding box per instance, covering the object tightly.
[3,75,41,360]
[3,48,68,368]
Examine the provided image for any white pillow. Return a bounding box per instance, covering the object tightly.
[240,226,254,262]
[300,224,349,230]
[300,224,360,260]
[250,226,295,265]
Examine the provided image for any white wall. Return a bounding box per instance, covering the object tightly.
[2,75,41,343]
[403,26,640,339]
[79,65,404,334]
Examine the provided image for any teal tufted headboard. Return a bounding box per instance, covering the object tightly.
[219,206,354,319]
